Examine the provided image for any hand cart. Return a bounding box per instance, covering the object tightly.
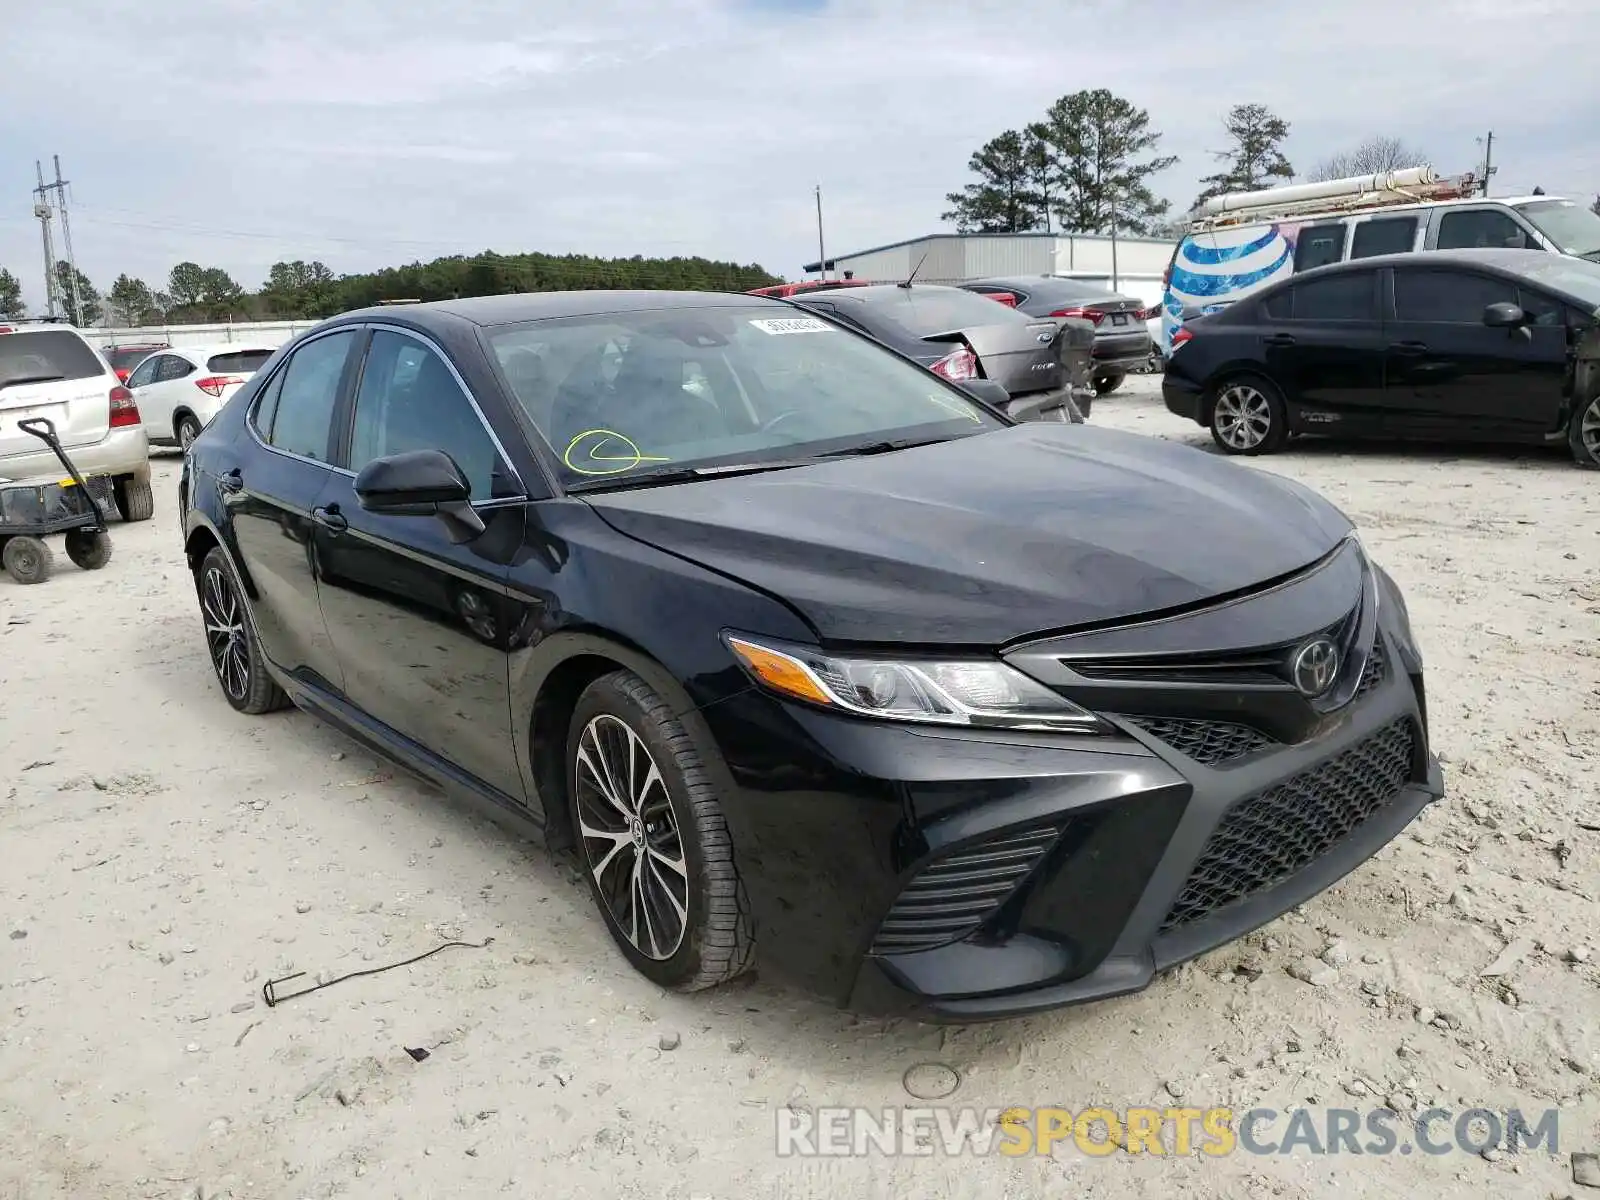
[0,417,114,585]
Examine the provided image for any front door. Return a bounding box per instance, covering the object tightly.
[227,328,362,693]
[1261,270,1387,430]
[1382,266,1567,436]
[313,327,529,799]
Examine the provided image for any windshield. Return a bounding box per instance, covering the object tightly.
[487,305,1004,487]
[837,287,1029,338]
[1521,255,1600,311]
[0,330,104,388]
[1514,199,1600,258]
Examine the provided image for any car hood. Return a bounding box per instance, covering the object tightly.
[583,424,1354,646]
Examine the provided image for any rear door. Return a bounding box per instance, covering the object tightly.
[0,328,113,459]
[229,328,361,692]
[1260,270,1387,428]
[1382,265,1566,434]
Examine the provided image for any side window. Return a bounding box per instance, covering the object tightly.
[1294,223,1348,272]
[1259,289,1290,321]
[1516,288,1567,328]
[348,330,512,501]
[156,355,195,382]
[265,331,356,461]
[1350,217,1418,259]
[1290,274,1377,322]
[1393,270,1516,323]
[126,356,160,388]
[1436,209,1532,251]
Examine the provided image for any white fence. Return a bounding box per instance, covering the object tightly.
[84,319,318,350]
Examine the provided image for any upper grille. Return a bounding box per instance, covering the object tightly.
[1160,718,1416,933]
[870,826,1058,955]
[1354,639,1388,700]
[1121,716,1274,766]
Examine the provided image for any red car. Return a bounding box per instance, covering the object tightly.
[746,280,872,299]
[102,343,170,384]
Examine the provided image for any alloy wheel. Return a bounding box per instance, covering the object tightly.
[1581,396,1600,461]
[179,418,200,450]
[1213,383,1273,450]
[201,565,250,702]
[573,714,689,961]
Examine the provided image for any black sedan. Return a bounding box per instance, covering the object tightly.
[1162,249,1600,467]
[962,275,1156,394]
[179,290,1441,1021]
[787,282,1092,420]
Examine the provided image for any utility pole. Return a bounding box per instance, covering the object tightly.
[51,156,84,325]
[32,162,58,318]
[814,185,827,282]
[1479,131,1495,198]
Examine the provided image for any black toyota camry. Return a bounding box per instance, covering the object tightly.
[178,290,1442,1021]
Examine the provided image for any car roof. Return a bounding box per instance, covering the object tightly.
[335,290,791,330]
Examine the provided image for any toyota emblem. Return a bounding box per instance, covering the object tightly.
[1291,637,1341,697]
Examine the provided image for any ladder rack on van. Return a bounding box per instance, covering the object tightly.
[1186,166,1480,231]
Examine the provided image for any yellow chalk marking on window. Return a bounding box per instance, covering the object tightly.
[926,393,983,423]
[562,429,672,477]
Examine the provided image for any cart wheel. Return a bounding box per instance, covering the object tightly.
[3,536,54,585]
[64,528,113,571]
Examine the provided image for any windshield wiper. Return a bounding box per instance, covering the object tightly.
[566,459,818,494]
[0,373,67,391]
[816,435,960,458]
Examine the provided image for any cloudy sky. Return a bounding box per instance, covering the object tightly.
[2,0,1596,309]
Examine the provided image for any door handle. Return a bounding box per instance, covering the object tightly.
[312,503,348,533]
[1388,340,1428,355]
[1263,333,1296,347]
[217,468,243,495]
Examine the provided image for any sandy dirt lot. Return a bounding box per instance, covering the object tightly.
[2,375,1597,1199]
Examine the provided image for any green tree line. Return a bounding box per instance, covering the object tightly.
[943,91,1443,234]
[0,251,781,326]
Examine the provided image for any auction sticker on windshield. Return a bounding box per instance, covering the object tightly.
[748,317,834,335]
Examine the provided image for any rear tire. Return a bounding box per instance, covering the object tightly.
[3,537,53,585]
[1570,393,1600,470]
[1093,373,1124,396]
[64,529,113,570]
[197,546,289,714]
[1209,374,1289,456]
[176,413,203,450]
[114,475,155,522]
[566,670,754,992]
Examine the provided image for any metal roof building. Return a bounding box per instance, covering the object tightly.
[801,230,1177,289]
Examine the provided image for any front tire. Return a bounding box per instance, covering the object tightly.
[1570,393,1600,470]
[64,529,112,570]
[1093,373,1124,396]
[1209,374,1289,455]
[566,670,753,992]
[3,537,53,585]
[196,546,289,714]
[114,475,155,522]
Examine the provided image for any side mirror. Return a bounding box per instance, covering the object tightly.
[1482,302,1526,329]
[353,449,485,543]
[958,378,1012,408]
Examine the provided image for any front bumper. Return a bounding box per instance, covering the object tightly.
[703,584,1440,1021]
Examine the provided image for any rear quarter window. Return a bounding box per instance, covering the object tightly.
[206,350,275,373]
[0,330,106,387]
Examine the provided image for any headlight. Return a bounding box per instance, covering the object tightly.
[724,634,1107,733]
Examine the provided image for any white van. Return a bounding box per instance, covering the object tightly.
[1159,167,1600,351]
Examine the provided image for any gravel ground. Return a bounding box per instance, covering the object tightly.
[2,375,1597,1199]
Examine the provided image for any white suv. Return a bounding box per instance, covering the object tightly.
[125,342,278,450]
[0,317,154,520]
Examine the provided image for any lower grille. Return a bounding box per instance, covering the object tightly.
[1160,719,1416,933]
[870,826,1058,954]
[1122,716,1274,766]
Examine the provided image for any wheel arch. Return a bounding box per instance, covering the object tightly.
[521,630,721,853]
[172,405,199,439]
